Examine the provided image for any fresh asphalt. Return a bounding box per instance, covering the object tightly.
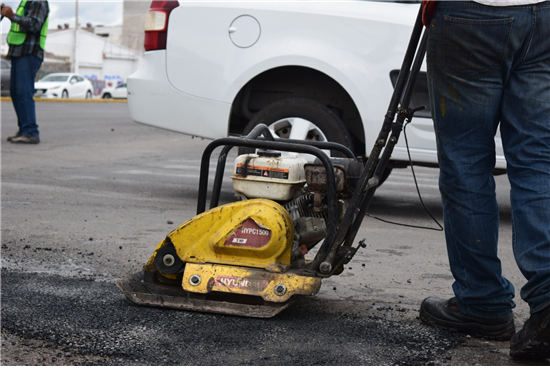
[1,100,541,365]
[2,270,462,365]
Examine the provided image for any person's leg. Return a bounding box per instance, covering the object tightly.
[9,56,22,136]
[425,1,517,319]
[10,55,42,139]
[503,2,550,359]
[501,3,550,317]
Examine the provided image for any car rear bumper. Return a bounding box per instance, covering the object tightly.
[127,51,231,139]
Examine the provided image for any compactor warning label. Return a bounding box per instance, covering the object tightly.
[224,218,272,248]
[236,164,289,180]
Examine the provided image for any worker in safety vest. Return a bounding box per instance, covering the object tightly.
[2,1,49,144]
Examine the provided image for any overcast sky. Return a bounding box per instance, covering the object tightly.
[1,0,124,34]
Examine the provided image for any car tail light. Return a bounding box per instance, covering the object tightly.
[144,1,179,51]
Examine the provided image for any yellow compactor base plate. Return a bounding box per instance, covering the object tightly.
[117,264,321,318]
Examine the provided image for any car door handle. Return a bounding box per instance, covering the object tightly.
[228,27,237,33]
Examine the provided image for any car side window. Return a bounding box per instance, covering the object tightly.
[70,76,77,83]
[76,76,84,82]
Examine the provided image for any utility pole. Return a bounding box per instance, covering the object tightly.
[72,0,79,73]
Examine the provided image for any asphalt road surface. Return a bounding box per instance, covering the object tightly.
[1,101,545,365]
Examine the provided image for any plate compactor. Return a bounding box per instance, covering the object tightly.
[117,6,428,318]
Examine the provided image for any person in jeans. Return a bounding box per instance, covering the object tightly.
[419,0,550,360]
[2,1,49,144]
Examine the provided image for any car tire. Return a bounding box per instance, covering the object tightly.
[102,93,111,99]
[85,90,92,99]
[62,90,68,99]
[240,98,393,185]
[240,98,353,158]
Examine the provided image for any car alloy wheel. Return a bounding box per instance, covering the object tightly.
[241,98,353,158]
[241,97,393,184]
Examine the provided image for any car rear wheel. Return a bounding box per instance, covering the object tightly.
[240,98,353,158]
[102,93,111,99]
[240,98,393,185]
[62,90,68,99]
[85,90,92,99]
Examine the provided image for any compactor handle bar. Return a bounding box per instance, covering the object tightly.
[308,5,428,275]
[198,123,356,213]
[196,124,357,256]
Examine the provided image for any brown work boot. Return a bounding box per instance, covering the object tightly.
[6,133,22,142]
[419,297,515,340]
[510,304,550,360]
[10,135,40,144]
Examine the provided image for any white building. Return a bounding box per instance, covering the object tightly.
[93,25,123,44]
[46,27,142,83]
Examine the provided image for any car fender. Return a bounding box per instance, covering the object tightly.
[224,50,390,118]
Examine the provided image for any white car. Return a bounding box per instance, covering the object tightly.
[101,83,127,99]
[34,73,94,99]
[128,1,506,176]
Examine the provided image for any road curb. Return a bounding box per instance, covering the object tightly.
[1,97,127,103]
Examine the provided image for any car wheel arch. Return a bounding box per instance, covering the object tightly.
[228,65,366,156]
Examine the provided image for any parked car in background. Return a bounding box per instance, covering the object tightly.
[1,59,11,97]
[128,0,507,178]
[34,73,94,99]
[101,83,127,99]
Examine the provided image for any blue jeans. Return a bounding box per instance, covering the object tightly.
[10,54,42,138]
[427,1,550,318]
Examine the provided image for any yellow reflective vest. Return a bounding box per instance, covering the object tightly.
[7,0,49,49]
